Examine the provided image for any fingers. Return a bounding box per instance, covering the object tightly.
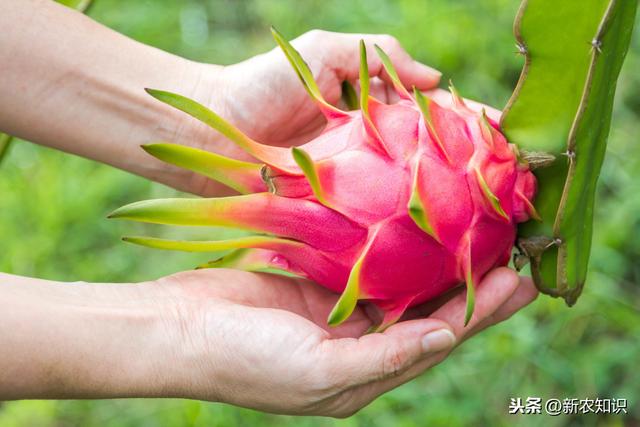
[464,276,538,341]
[313,318,455,417]
[318,318,455,390]
[430,267,521,339]
[318,31,441,90]
[369,77,400,104]
[328,268,523,413]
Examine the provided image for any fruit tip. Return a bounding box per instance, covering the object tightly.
[373,44,387,59]
[106,207,125,219]
[463,295,474,326]
[270,26,283,39]
[326,310,342,327]
[144,88,166,101]
[463,314,472,327]
[291,146,308,163]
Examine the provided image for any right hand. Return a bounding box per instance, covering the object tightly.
[152,267,537,417]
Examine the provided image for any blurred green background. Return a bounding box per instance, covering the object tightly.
[1,0,639,426]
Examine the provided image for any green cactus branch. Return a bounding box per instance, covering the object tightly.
[0,0,93,167]
[502,0,637,305]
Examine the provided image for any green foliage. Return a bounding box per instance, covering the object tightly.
[502,0,638,305]
[1,0,639,425]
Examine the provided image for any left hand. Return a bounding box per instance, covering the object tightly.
[182,30,443,197]
[215,30,442,148]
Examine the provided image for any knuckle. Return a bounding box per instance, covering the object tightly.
[379,34,401,49]
[381,345,409,379]
[301,29,325,42]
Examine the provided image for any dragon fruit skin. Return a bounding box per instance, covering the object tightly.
[110,30,537,329]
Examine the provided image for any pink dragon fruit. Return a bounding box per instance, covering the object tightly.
[109,29,537,329]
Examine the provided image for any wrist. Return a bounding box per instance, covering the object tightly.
[126,58,228,195]
[165,61,255,197]
[0,275,191,400]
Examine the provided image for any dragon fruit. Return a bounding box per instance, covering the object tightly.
[109,29,537,329]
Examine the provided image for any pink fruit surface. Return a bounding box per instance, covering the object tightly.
[110,30,537,330]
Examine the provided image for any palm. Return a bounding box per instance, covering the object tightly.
[171,269,373,338]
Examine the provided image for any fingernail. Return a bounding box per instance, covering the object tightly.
[421,329,456,353]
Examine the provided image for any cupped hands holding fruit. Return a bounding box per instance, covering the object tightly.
[0,0,537,416]
[0,267,535,416]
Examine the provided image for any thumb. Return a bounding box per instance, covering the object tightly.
[320,318,455,388]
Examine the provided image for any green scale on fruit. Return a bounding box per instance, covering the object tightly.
[110,29,539,330]
[110,0,637,328]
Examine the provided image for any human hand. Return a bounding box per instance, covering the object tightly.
[216,30,442,147]
[181,30,441,195]
[152,267,537,416]
[0,267,536,415]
